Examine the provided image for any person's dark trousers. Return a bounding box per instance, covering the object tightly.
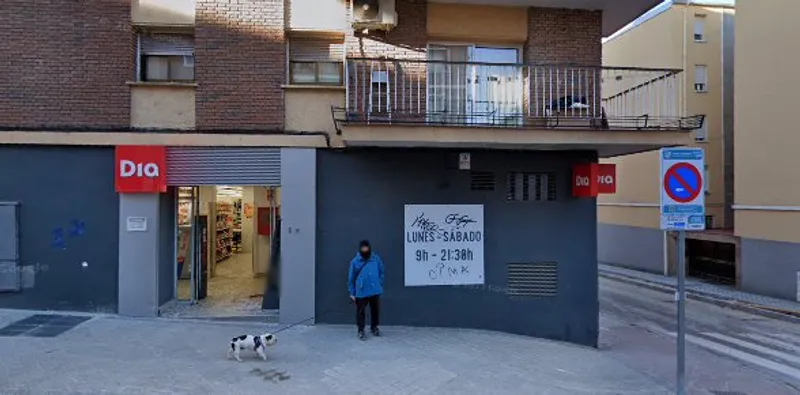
[355,295,380,332]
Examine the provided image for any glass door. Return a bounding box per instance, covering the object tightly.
[468,47,522,126]
[175,187,197,301]
[175,186,208,303]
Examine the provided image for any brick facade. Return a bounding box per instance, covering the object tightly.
[345,0,427,117]
[526,8,603,117]
[345,0,427,59]
[195,0,285,130]
[0,0,132,129]
[526,8,602,66]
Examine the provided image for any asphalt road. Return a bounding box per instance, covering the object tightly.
[600,276,800,395]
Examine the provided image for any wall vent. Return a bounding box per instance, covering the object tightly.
[506,262,558,297]
[470,171,495,191]
[506,172,557,201]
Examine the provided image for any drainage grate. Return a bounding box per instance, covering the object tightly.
[470,171,495,191]
[0,314,91,338]
[507,262,558,297]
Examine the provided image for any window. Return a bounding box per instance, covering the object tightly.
[694,65,708,92]
[288,37,344,85]
[705,215,714,229]
[695,121,708,142]
[137,33,195,82]
[693,15,706,42]
[506,172,557,202]
[290,62,343,85]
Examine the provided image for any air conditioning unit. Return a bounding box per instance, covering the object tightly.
[351,0,397,31]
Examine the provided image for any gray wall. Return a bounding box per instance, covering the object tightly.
[279,149,317,325]
[598,223,664,274]
[316,149,599,347]
[118,194,161,317]
[740,238,800,301]
[0,145,119,312]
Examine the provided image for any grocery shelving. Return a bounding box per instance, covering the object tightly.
[216,202,234,263]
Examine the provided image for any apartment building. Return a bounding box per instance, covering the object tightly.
[734,0,800,302]
[598,1,736,283]
[0,0,698,346]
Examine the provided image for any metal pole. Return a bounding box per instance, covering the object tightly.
[677,230,686,395]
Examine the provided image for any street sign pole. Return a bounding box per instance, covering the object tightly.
[659,147,705,395]
[676,230,686,395]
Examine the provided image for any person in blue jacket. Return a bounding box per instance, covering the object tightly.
[348,240,385,340]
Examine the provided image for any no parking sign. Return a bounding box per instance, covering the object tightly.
[660,148,705,231]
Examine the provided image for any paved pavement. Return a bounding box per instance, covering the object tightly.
[600,263,800,318]
[3,273,800,395]
[600,276,800,395]
[0,308,669,395]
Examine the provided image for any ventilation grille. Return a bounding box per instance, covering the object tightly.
[507,262,558,297]
[506,172,557,201]
[470,171,495,191]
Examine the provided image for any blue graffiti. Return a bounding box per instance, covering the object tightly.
[51,228,66,249]
[69,219,86,237]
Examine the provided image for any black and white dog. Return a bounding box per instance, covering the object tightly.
[228,333,277,362]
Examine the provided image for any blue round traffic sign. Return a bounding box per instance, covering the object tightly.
[664,163,702,203]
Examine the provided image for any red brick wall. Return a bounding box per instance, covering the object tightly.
[526,7,602,66]
[195,0,285,130]
[526,8,603,116]
[345,0,427,116]
[345,0,427,59]
[0,0,132,129]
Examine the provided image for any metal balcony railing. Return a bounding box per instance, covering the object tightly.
[332,58,704,132]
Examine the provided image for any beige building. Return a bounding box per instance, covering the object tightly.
[598,1,736,282]
[733,0,800,301]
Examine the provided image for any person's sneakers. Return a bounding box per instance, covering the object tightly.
[371,328,382,337]
[358,330,367,341]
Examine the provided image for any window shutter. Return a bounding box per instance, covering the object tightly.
[140,34,195,56]
[289,37,344,62]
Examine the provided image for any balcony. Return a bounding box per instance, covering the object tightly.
[332,58,702,156]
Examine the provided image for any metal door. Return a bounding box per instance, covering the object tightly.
[0,202,20,292]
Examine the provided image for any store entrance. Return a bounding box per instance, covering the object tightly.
[172,185,280,317]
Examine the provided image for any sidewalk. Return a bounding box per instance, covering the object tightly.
[0,308,671,395]
[599,263,800,322]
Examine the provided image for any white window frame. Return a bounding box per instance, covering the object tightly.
[694,64,708,93]
[693,14,706,42]
[425,42,523,125]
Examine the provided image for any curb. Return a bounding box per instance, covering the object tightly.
[600,271,800,325]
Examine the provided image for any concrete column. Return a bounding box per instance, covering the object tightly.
[118,193,161,317]
[279,148,316,325]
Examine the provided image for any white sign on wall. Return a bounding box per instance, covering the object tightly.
[126,216,148,232]
[404,204,484,286]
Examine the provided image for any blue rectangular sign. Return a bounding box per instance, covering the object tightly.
[660,147,706,231]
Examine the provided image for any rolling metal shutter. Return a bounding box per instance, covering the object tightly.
[140,34,194,56]
[166,147,281,186]
[289,37,345,62]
